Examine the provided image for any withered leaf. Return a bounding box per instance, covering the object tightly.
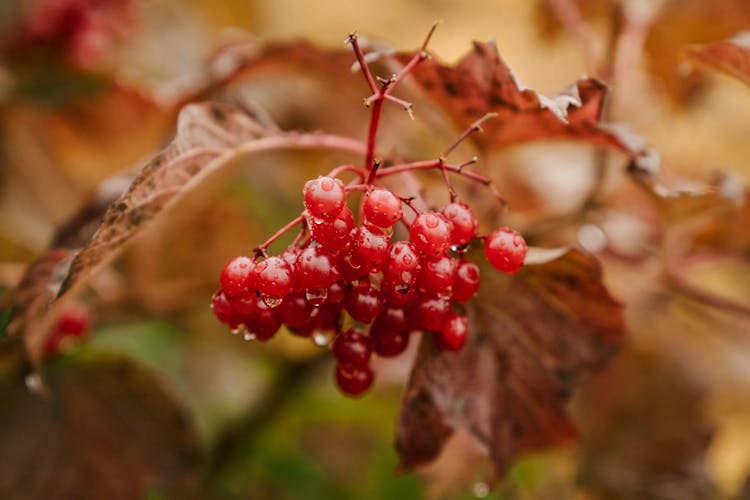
[0,354,200,500]
[685,33,750,87]
[8,100,364,363]
[397,249,624,476]
[396,41,644,156]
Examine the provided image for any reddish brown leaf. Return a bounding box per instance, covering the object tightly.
[686,33,750,87]
[397,249,624,476]
[0,355,200,500]
[396,41,645,156]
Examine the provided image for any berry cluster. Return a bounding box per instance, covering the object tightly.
[211,175,526,395]
[210,28,528,397]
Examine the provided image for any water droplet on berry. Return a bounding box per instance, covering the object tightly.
[438,288,453,300]
[305,288,329,306]
[321,178,334,191]
[472,482,489,498]
[312,330,334,347]
[450,244,468,254]
[243,332,256,341]
[230,325,245,335]
[262,295,283,308]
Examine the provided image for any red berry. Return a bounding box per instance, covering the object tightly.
[344,281,383,324]
[309,207,355,251]
[220,256,255,299]
[319,280,346,305]
[363,188,402,228]
[350,225,390,273]
[380,277,417,307]
[441,202,477,248]
[335,363,373,397]
[371,308,410,357]
[315,303,343,332]
[434,312,468,351]
[384,241,421,286]
[226,292,258,315]
[453,259,481,303]
[245,297,282,341]
[211,290,240,326]
[43,304,92,357]
[332,328,373,367]
[418,255,456,295]
[303,176,346,219]
[410,212,452,257]
[485,227,527,273]
[410,295,451,332]
[338,251,369,282]
[253,256,294,300]
[294,246,340,290]
[276,292,314,329]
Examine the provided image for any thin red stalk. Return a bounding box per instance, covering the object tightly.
[255,214,305,257]
[365,97,384,170]
[377,159,492,186]
[441,112,497,158]
[327,164,368,181]
[384,22,438,94]
[347,33,377,94]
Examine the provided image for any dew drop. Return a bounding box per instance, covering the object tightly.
[450,244,468,254]
[306,288,328,306]
[263,295,283,308]
[243,332,256,341]
[438,287,453,300]
[312,330,334,347]
[230,325,245,335]
[321,178,334,191]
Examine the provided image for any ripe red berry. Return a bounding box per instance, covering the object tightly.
[410,295,451,332]
[485,227,527,273]
[453,259,481,303]
[245,297,282,341]
[294,246,340,290]
[211,290,240,326]
[303,176,346,219]
[335,363,373,397]
[309,207,355,251]
[442,202,477,248]
[332,328,373,367]
[275,292,314,329]
[350,225,390,273]
[433,312,468,351]
[220,256,255,299]
[371,308,410,357]
[226,292,258,315]
[363,188,402,228]
[380,277,417,307]
[253,256,294,301]
[385,241,421,286]
[344,281,383,324]
[410,212,452,257]
[418,255,456,295]
[43,304,92,357]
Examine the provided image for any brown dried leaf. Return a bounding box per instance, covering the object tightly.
[397,41,644,156]
[0,355,200,500]
[8,100,364,363]
[396,249,624,476]
[685,33,750,87]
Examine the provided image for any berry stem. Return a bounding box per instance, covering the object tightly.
[441,112,497,159]
[255,214,306,258]
[347,33,378,94]
[365,95,384,171]
[327,164,368,181]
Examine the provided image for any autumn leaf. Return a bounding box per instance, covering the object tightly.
[0,354,200,500]
[685,32,750,87]
[7,100,365,364]
[394,40,645,156]
[396,248,624,476]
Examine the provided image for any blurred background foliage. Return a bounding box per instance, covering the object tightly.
[1,0,749,499]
